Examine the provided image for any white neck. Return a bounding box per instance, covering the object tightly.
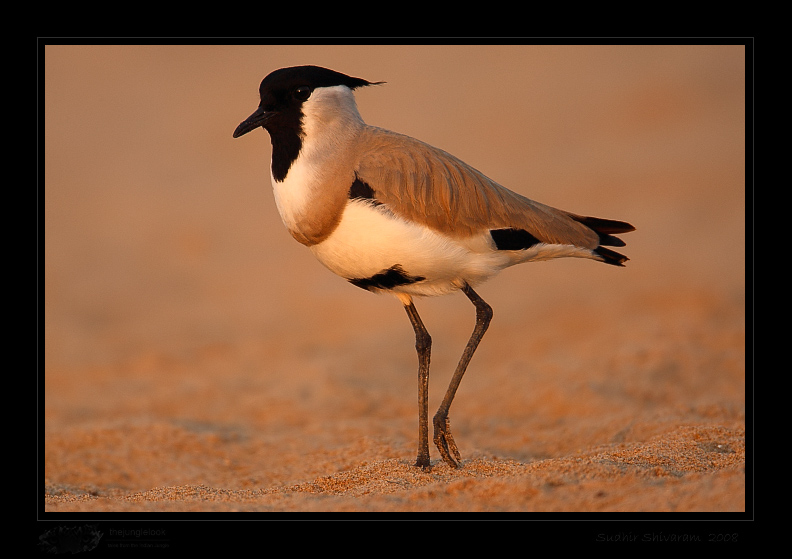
[271,85,366,243]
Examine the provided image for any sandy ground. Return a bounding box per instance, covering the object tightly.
[43,44,747,523]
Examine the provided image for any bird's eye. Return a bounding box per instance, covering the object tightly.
[293,86,312,101]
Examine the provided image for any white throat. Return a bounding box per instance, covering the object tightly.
[271,86,366,238]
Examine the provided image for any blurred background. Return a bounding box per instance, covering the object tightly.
[44,45,745,501]
[44,44,745,368]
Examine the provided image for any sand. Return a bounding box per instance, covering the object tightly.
[43,44,747,522]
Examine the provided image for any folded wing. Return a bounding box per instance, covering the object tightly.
[354,127,634,263]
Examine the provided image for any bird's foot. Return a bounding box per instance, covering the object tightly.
[433,415,461,468]
[414,453,431,471]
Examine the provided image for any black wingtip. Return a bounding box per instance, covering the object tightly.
[573,215,636,236]
[569,214,635,266]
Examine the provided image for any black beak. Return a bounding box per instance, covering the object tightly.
[233,106,271,138]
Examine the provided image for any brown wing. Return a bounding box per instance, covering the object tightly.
[353,126,601,248]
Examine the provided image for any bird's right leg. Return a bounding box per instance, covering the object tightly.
[403,297,432,470]
[432,283,492,468]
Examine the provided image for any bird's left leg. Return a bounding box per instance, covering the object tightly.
[402,296,432,470]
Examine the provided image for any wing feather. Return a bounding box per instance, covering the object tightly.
[354,126,600,248]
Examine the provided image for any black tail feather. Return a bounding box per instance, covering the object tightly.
[569,214,635,267]
[594,246,630,266]
[598,233,626,247]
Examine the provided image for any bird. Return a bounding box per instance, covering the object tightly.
[233,65,635,470]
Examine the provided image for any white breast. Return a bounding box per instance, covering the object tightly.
[310,200,512,297]
[271,165,313,235]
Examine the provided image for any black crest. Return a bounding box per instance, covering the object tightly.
[237,66,383,182]
[259,65,381,95]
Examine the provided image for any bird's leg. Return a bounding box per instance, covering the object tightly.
[433,283,493,468]
[403,298,432,470]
